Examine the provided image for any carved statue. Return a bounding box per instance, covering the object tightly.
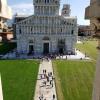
[0,0,12,30]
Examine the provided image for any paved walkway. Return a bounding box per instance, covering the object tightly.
[34,59,57,100]
[0,75,3,100]
[56,50,91,60]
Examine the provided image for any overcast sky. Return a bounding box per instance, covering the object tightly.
[7,0,90,25]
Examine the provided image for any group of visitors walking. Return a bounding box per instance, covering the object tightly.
[38,59,56,100]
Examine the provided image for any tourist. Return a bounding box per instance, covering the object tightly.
[43,69,45,74]
[50,80,52,85]
[39,96,41,100]
[52,76,54,81]
[85,53,86,57]
[66,56,67,59]
[41,94,43,99]
[50,72,52,76]
[80,58,82,60]
[48,72,50,77]
[52,82,53,87]
[42,58,43,61]
[44,81,46,86]
[44,73,46,79]
[40,74,42,79]
[47,76,49,82]
[53,94,55,100]
[45,69,46,74]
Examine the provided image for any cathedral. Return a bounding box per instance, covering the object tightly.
[15,0,78,55]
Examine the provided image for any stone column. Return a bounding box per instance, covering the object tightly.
[23,26,25,34]
[29,26,31,34]
[92,39,100,100]
[49,6,50,15]
[0,75,3,100]
[41,6,43,15]
[40,6,41,15]
[50,37,57,53]
[43,6,44,15]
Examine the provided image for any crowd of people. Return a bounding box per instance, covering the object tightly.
[38,59,56,100]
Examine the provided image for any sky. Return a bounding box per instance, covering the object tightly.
[7,0,90,25]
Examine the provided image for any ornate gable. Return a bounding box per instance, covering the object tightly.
[16,15,35,25]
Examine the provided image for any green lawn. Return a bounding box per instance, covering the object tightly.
[0,60,39,100]
[0,42,16,55]
[76,40,98,60]
[53,60,95,100]
[53,40,97,100]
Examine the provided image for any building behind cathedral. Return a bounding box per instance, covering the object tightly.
[15,0,78,55]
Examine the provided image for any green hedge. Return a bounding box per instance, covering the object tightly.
[0,43,16,55]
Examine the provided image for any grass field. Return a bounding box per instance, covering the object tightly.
[53,40,97,100]
[0,60,39,100]
[76,40,98,60]
[0,43,16,55]
[53,60,95,100]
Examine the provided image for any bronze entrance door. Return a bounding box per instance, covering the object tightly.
[59,47,64,54]
[43,43,49,54]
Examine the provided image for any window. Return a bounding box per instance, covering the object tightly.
[43,36,50,40]
[61,28,62,32]
[64,11,67,14]
[19,28,21,34]
[31,27,33,32]
[29,40,34,43]
[67,23,69,25]
[55,0,58,4]
[36,0,38,3]
[47,0,49,3]
[71,30,74,35]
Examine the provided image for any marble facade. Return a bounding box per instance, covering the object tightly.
[15,0,78,55]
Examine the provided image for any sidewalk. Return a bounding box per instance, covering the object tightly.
[56,50,90,60]
[34,59,57,100]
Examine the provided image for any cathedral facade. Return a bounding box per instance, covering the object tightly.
[15,0,78,55]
